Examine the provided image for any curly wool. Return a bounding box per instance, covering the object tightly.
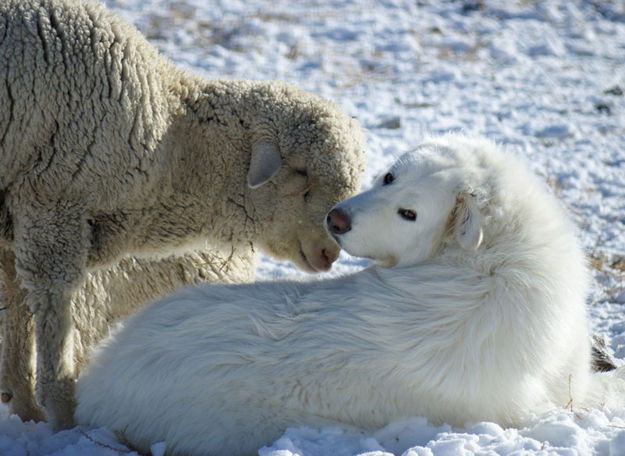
[0,0,365,428]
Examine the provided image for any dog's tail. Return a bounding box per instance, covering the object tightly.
[582,366,625,412]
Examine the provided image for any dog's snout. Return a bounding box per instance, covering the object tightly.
[327,208,351,235]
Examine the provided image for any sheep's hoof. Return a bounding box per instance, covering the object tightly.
[1,392,12,403]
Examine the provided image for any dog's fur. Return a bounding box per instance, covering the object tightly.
[75,134,620,456]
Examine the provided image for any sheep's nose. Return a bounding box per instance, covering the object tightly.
[326,208,351,235]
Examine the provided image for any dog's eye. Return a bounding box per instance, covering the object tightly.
[383,172,394,185]
[398,208,417,221]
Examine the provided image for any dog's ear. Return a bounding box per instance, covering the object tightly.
[453,193,483,250]
[247,141,282,188]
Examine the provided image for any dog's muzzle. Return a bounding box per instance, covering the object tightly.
[326,208,351,243]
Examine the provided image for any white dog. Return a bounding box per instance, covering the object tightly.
[75,134,618,456]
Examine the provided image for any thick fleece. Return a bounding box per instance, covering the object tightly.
[0,0,365,428]
[0,246,255,422]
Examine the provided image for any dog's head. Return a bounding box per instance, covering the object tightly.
[326,136,487,268]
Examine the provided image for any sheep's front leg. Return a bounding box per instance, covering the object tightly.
[0,249,45,422]
[13,201,90,430]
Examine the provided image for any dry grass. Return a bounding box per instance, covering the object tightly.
[588,250,625,304]
[537,165,624,304]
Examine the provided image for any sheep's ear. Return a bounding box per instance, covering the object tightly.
[453,194,483,250]
[247,142,282,188]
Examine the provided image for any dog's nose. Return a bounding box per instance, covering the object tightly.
[327,208,351,234]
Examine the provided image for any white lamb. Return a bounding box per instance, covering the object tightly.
[0,247,256,423]
[75,134,624,456]
[0,0,365,428]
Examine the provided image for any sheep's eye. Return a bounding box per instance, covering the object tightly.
[304,190,311,200]
[398,208,417,221]
[383,172,394,185]
[295,169,308,178]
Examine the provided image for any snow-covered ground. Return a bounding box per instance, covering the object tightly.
[2,0,625,454]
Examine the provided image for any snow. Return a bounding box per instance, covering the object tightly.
[2,0,625,454]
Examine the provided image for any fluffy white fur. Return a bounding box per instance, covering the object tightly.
[75,134,622,456]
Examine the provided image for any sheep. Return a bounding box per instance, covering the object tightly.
[0,0,366,429]
[0,246,256,422]
[74,134,625,456]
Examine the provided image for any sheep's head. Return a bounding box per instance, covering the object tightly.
[246,87,366,272]
[326,135,490,268]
